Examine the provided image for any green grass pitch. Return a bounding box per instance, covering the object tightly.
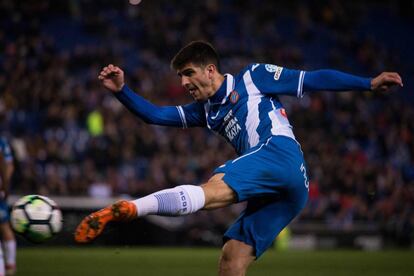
[16,247,414,276]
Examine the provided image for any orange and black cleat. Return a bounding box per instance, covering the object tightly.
[74,200,137,243]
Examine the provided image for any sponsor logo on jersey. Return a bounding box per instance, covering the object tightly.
[224,110,241,141]
[229,90,239,104]
[273,66,283,80]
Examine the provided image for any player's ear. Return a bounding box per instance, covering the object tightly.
[206,64,216,79]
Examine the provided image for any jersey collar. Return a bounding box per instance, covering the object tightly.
[208,74,234,105]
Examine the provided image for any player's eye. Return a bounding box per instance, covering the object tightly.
[182,69,194,77]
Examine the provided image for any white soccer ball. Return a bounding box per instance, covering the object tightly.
[11,195,63,243]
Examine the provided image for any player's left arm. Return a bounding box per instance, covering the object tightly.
[249,63,403,97]
[304,70,403,93]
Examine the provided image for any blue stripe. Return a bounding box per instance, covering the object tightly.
[154,193,179,215]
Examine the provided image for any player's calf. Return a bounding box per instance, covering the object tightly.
[219,240,255,276]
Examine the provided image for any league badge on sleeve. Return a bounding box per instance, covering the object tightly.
[265,64,278,72]
[265,64,283,81]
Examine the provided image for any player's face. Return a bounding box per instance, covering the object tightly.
[177,63,214,101]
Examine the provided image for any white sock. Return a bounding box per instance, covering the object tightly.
[3,240,16,267]
[0,241,4,275]
[132,185,205,217]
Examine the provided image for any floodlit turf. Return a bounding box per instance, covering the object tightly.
[16,247,414,276]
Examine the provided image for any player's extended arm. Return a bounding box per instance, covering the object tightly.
[304,70,403,93]
[115,85,185,126]
[98,64,184,127]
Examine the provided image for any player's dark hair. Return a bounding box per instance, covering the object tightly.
[171,41,220,71]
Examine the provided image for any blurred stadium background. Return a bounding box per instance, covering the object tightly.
[1,0,414,275]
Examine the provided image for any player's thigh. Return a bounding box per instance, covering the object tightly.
[225,194,307,258]
[214,136,308,202]
[201,173,237,210]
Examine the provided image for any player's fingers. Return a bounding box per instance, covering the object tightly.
[108,64,119,73]
[99,71,107,78]
[386,73,401,82]
[112,65,121,73]
[384,75,402,85]
[385,72,403,85]
[393,73,403,86]
[105,66,113,73]
[390,76,403,86]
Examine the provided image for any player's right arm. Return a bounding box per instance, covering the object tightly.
[99,64,205,127]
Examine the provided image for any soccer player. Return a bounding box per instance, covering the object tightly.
[0,137,16,276]
[75,41,402,275]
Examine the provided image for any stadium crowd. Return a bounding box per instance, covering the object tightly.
[0,0,413,245]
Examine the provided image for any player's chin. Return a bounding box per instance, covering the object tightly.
[190,94,201,101]
[193,96,207,102]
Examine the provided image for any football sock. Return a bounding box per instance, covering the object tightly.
[132,185,205,217]
[3,239,16,267]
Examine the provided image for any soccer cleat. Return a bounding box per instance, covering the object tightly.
[74,200,137,243]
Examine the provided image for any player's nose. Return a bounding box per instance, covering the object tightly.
[181,76,191,87]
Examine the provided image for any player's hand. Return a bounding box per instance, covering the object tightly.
[98,64,125,92]
[371,72,403,92]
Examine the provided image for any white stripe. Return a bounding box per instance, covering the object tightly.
[232,137,272,164]
[225,74,235,97]
[300,71,305,96]
[268,102,296,139]
[203,102,211,129]
[176,106,187,128]
[243,70,262,148]
[297,71,305,98]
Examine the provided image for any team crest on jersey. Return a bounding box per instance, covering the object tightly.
[280,108,287,118]
[229,90,239,104]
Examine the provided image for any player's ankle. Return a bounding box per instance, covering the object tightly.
[112,200,137,221]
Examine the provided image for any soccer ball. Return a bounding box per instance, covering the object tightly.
[11,195,63,243]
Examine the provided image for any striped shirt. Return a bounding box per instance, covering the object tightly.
[178,63,304,155]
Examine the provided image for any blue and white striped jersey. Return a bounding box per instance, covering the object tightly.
[116,62,370,155]
[177,63,305,155]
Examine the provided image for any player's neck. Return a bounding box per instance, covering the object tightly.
[210,74,225,97]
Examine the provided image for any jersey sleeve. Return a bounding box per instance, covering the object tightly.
[178,102,207,128]
[115,85,185,127]
[303,70,371,92]
[248,63,305,97]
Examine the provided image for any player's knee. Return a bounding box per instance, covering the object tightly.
[202,174,237,210]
